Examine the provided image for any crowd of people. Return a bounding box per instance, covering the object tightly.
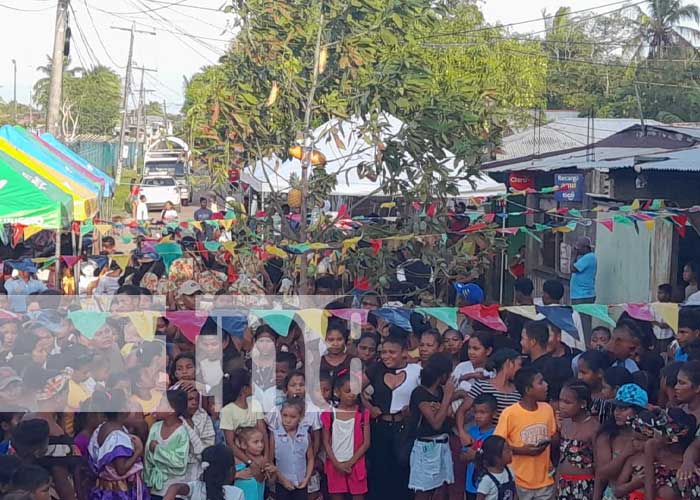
[2,213,700,500]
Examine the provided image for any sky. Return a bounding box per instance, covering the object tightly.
[0,0,687,114]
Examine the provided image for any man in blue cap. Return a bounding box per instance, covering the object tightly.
[4,258,46,313]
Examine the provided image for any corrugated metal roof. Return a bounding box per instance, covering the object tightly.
[486,145,700,173]
[497,118,661,161]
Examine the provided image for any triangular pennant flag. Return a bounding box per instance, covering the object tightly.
[213,314,246,337]
[416,307,459,330]
[110,254,131,270]
[330,309,369,325]
[265,245,288,258]
[520,227,542,243]
[221,241,238,254]
[125,311,160,342]
[250,310,297,337]
[165,310,209,343]
[644,220,655,232]
[342,236,362,250]
[566,221,578,231]
[534,223,550,232]
[623,303,654,322]
[373,308,413,331]
[650,199,664,210]
[630,199,641,211]
[220,219,234,230]
[80,221,95,235]
[459,304,507,332]
[61,256,81,268]
[296,309,329,339]
[370,239,382,256]
[204,241,221,252]
[651,302,679,334]
[572,304,616,327]
[309,243,330,250]
[191,221,203,232]
[501,306,540,321]
[121,234,133,244]
[39,257,57,270]
[497,227,519,235]
[598,219,614,232]
[614,215,634,226]
[23,225,43,240]
[95,224,112,235]
[0,310,19,320]
[536,305,579,339]
[155,242,183,273]
[68,310,109,339]
[673,215,688,238]
[380,202,396,209]
[568,209,582,218]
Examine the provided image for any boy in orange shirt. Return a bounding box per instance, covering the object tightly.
[495,366,557,500]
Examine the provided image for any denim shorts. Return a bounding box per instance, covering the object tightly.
[408,435,454,492]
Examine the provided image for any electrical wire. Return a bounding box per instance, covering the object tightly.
[101,0,194,15]
[69,2,102,69]
[418,0,645,40]
[0,2,53,12]
[139,0,225,13]
[81,0,125,68]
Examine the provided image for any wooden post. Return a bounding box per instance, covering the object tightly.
[55,229,61,290]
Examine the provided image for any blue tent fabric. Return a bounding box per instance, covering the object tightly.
[0,125,102,198]
[536,305,580,340]
[41,133,115,196]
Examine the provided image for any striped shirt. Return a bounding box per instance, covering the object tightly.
[467,379,521,419]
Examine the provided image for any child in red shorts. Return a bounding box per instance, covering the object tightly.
[321,370,371,499]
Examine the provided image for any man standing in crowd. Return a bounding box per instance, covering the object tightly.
[194,197,214,241]
[570,236,597,336]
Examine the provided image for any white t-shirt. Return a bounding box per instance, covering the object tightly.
[451,361,495,413]
[136,202,149,221]
[477,467,515,500]
[183,481,244,500]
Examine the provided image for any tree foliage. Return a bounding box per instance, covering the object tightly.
[33,59,121,137]
[183,0,546,199]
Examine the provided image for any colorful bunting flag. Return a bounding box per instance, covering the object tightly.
[296,309,329,338]
[23,225,43,240]
[61,256,81,268]
[536,305,579,340]
[250,309,297,337]
[622,303,655,322]
[80,221,95,236]
[416,307,459,329]
[598,219,614,232]
[155,242,183,273]
[165,310,208,343]
[501,306,540,321]
[572,304,616,327]
[124,311,160,342]
[373,308,413,331]
[459,304,507,332]
[329,309,369,325]
[110,254,131,270]
[651,302,679,333]
[68,310,109,339]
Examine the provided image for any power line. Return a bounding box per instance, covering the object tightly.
[418,0,644,40]
[0,2,53,12]
[69,2,102,69]
[81,0,125,68]
[102,0,193,15]
[140,0,225,12]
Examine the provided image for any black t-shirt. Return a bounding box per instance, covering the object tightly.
[528,353,573,401]
[409,385,451,438]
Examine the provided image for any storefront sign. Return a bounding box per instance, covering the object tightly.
[508,172,535,191]
[555,173,585,202]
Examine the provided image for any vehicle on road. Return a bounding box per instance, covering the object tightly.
[143,137,193,206]
[138,177,180,211]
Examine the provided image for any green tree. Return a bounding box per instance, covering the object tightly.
[626,0,700,59]
[32,61,121,136]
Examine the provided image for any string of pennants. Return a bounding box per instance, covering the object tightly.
[1,301,685,349]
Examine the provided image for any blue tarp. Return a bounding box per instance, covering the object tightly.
[0,125,102,198]
[40,133,116,196]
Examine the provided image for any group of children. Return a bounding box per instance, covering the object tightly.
[3,281,700,500]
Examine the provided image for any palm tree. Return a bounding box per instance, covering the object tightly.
[626,0,700,59]
[32,55,83,110]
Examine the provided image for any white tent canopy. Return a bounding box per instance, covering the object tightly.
[241,114,506,198]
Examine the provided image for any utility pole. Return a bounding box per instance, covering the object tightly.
[133,66,157,173]
[47,0,69,136]
[29,87,33,129]
[162,99,168,134]
[112,24,155,185]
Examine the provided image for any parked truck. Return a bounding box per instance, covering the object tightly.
[143,137,193,206]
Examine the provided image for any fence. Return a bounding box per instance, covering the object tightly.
[64,138,143,176]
